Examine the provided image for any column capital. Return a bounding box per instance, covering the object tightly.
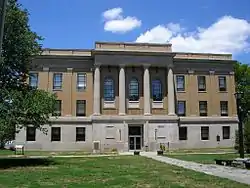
[119,64,126,68]
[67,67,73,72]
[188,70,194,74]
[143,64,150,68]
[209,70,215,75]
[167,64,174,69]
[43,67,49,72]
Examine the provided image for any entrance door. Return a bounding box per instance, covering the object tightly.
[128,125,143,150]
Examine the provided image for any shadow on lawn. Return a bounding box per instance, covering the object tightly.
[0,157,57,169]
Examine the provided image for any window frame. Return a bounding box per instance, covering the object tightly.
[177,101,186,116]
[29,73,38,88]
[77,73,87,91]
[53,73,63,90]
[199,101,208,116]
[152,79,163,102]
[103,77,115,101]
[52,100,62,116]
[51,127,61,142]
[176,75,185,92]
[197,75,206,91]
[26,127,36,141]
[76,100,86,116]
[179,127,187,140]
[201,126,209,140]
[129,77,139,101]
[218,76,227,91]
[222,126,230,140]
[220,101,228,116]
[76,127,86,142]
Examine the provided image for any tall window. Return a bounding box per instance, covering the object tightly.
[179,127,187,140]
[199,101,208,116]
[52,100,62,116]
[198,76,206,91]
[76,127,86,141]
[176,75,185,91]
[76,100,86,116]
[29,73,38,88]
[53,73,63,90]
[77,73,87,91]
[26,127,36,141]
[129,78,139,101]
[177,101,186,116]
[51,127,61,141]
[152,79,163,101]
[223,126,230,139]
[104,77,115,101]
[201,127,209,140]
[220,101,228,116]
[218,76,227,91]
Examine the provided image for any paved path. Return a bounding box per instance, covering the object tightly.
[141,152,250,185]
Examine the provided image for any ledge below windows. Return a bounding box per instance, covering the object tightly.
[128,101,140,109]
[152,101,163,109]
[103,101,116,109]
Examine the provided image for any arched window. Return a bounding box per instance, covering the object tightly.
[129,78,139,101]
[104,77,114,101]
[152,79,163,101]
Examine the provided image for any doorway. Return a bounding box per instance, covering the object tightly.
[128,125,143,150]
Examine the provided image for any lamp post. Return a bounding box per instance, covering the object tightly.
[0,0,7,56]
[234,91,244,158]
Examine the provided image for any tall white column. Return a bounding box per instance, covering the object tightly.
[93,65,100,115]
[168,67,175,115]
[144,65,151,115]
[119,65,126,115]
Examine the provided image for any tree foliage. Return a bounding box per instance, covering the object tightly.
[234,62,250,121]
[0,0,57,147]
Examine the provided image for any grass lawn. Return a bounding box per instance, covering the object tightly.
[0,156,249,188]
[167,147,235,154]
[166,153,250,164]
[0,149,118,157]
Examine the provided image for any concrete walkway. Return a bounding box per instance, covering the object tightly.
[141,152,250,185]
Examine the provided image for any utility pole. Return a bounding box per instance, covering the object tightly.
[0,0,7,56]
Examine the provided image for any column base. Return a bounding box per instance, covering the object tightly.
[92,113,101,116]
[168,113,176,116]
[144,113,151,116]
[119,113,126,116]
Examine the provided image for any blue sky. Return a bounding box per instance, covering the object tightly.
[20,0,250,63]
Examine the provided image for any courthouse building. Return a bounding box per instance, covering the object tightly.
[16,42,238,151]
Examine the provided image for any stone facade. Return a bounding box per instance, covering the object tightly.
[16,42,238,151]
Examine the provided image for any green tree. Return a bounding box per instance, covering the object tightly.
[0,0,57,148]
[234,62,250,121]
[244,117,250,153]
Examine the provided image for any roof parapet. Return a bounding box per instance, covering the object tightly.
[174,52,232,60]
[42,48,92,57]
[95,41,172,53]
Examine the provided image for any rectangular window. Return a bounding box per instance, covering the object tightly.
[51,127,61,141]
[220,101,228,116]
[218,76,227,91]
[179,127,187,140]
[199,101,208,116]
[29,73,38,88]
[53,73,63,90]
[176,75,185,91]
[223,126,230,139]
[77,73,87,91]
[26,127,36,141]
[76,127,86,141]
[177,101,186,116]
[201,127,209,140]
[52,100,62,116]
[76,100,86,116]
[198,76,206,91]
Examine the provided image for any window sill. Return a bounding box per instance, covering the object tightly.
[176,90,186,93]
[103,101,116,108]
[201,139,209,141]
[128,101,139,109]
[219,91,228,93]
[198,91,207,93]
[53,89,62,92]
[152,101,163,109]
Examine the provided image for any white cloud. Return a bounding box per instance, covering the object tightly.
[136,16,250,54]
[103,7,141,33]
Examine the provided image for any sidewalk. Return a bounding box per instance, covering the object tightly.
[141,152,250,185]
